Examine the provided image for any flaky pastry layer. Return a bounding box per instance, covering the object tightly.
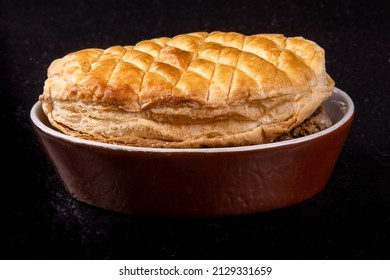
[40,31,334,148]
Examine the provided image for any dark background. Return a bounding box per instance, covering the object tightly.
[1,0,389,259]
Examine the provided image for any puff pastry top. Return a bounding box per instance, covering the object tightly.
[40,31,334,148]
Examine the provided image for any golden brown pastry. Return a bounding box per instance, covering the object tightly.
[39,31,334,148]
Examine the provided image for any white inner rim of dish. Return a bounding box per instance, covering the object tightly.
[30,87,354,153]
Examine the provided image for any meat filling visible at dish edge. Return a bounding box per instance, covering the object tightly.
[274,106,333,142]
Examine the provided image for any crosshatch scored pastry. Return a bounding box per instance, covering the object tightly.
[39,31,335,148]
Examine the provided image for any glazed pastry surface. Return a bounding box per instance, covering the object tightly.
[40,31,334,148]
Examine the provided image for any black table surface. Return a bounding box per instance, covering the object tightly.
[1,0,389,260]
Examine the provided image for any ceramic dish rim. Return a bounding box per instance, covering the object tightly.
[30,87,354,154]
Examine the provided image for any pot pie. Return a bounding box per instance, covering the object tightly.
[39,31,334,148]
